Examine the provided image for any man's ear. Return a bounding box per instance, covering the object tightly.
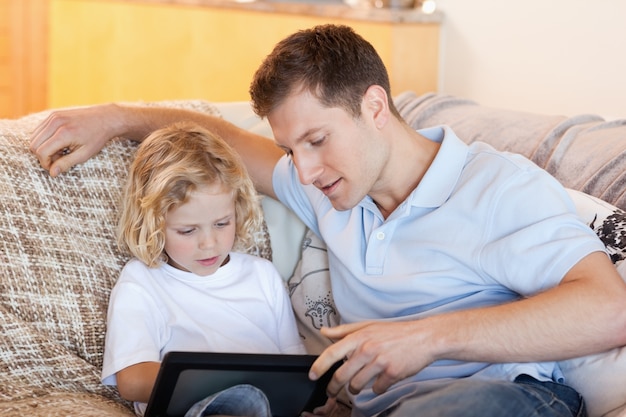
[362,85,390,129]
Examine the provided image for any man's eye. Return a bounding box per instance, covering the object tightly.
[311,136,325,147]
[277,145,292,156]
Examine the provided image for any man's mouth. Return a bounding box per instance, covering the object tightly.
[320,178,341,195]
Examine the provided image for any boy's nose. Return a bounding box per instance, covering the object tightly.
[198,232,215,249]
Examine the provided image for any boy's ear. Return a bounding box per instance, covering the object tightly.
[362,85,390,129]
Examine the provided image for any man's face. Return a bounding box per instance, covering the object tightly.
[268,89,389,211]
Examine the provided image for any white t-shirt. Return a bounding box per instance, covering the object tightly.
[102,252,305,414]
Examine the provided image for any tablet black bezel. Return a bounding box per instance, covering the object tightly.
[144,352,339,417]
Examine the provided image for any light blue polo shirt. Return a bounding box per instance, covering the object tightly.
[273,125,605,416]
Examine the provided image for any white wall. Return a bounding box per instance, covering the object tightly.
[436,0,626,119]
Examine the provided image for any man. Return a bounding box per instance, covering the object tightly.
[30,25,626,417]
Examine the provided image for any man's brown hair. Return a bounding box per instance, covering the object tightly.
[250,24,401,119]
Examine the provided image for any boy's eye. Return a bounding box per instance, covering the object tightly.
[216,221,231,228]
[178,228,194,235]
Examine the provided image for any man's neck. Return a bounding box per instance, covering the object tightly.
[371,127,440,219]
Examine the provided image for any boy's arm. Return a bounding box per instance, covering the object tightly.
[116,361,161,403]
[29,103,284,198]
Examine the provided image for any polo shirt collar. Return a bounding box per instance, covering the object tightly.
[408,125,469,208]
[359,125,469,214]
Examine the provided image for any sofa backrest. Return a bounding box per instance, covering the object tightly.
[395,91,626,211]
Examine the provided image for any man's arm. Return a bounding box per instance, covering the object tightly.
[311,251,626,397]
[29,103,284,198]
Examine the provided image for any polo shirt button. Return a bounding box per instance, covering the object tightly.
[376,231,385,240]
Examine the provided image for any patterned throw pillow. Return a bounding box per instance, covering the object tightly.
[288,229,339,355]
[566,189,626,264]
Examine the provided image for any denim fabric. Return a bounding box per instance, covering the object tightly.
[184,384,272,417]
[383,375,586,417]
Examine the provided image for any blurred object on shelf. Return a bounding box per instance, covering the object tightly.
[344,0,437,12]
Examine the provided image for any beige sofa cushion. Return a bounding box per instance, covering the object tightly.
[0,393,134,416]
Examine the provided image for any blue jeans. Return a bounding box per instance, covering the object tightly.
[184,384,272,417]
[384,375,586,417]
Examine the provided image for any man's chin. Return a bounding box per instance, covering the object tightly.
[328,198,357,212]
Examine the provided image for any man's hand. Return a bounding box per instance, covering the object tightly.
[300,397,338,417]
[309,321,436,397]
[29,103,125,177]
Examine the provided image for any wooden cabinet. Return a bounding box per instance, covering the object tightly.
[0,0,47,118]
[48,0,440,108]
[1,0,440,117]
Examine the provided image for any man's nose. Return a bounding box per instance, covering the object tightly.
[293,153,322,185]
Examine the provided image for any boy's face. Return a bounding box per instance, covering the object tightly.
[164,183,236,276]
[268,89,389,212]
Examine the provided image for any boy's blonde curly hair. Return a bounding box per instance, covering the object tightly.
[117,121,263,267]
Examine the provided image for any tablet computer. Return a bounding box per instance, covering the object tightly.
[144,351,341,417]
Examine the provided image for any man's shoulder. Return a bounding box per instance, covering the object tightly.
[467,140,537,171]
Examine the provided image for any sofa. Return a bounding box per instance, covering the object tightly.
[0,92,625,417]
